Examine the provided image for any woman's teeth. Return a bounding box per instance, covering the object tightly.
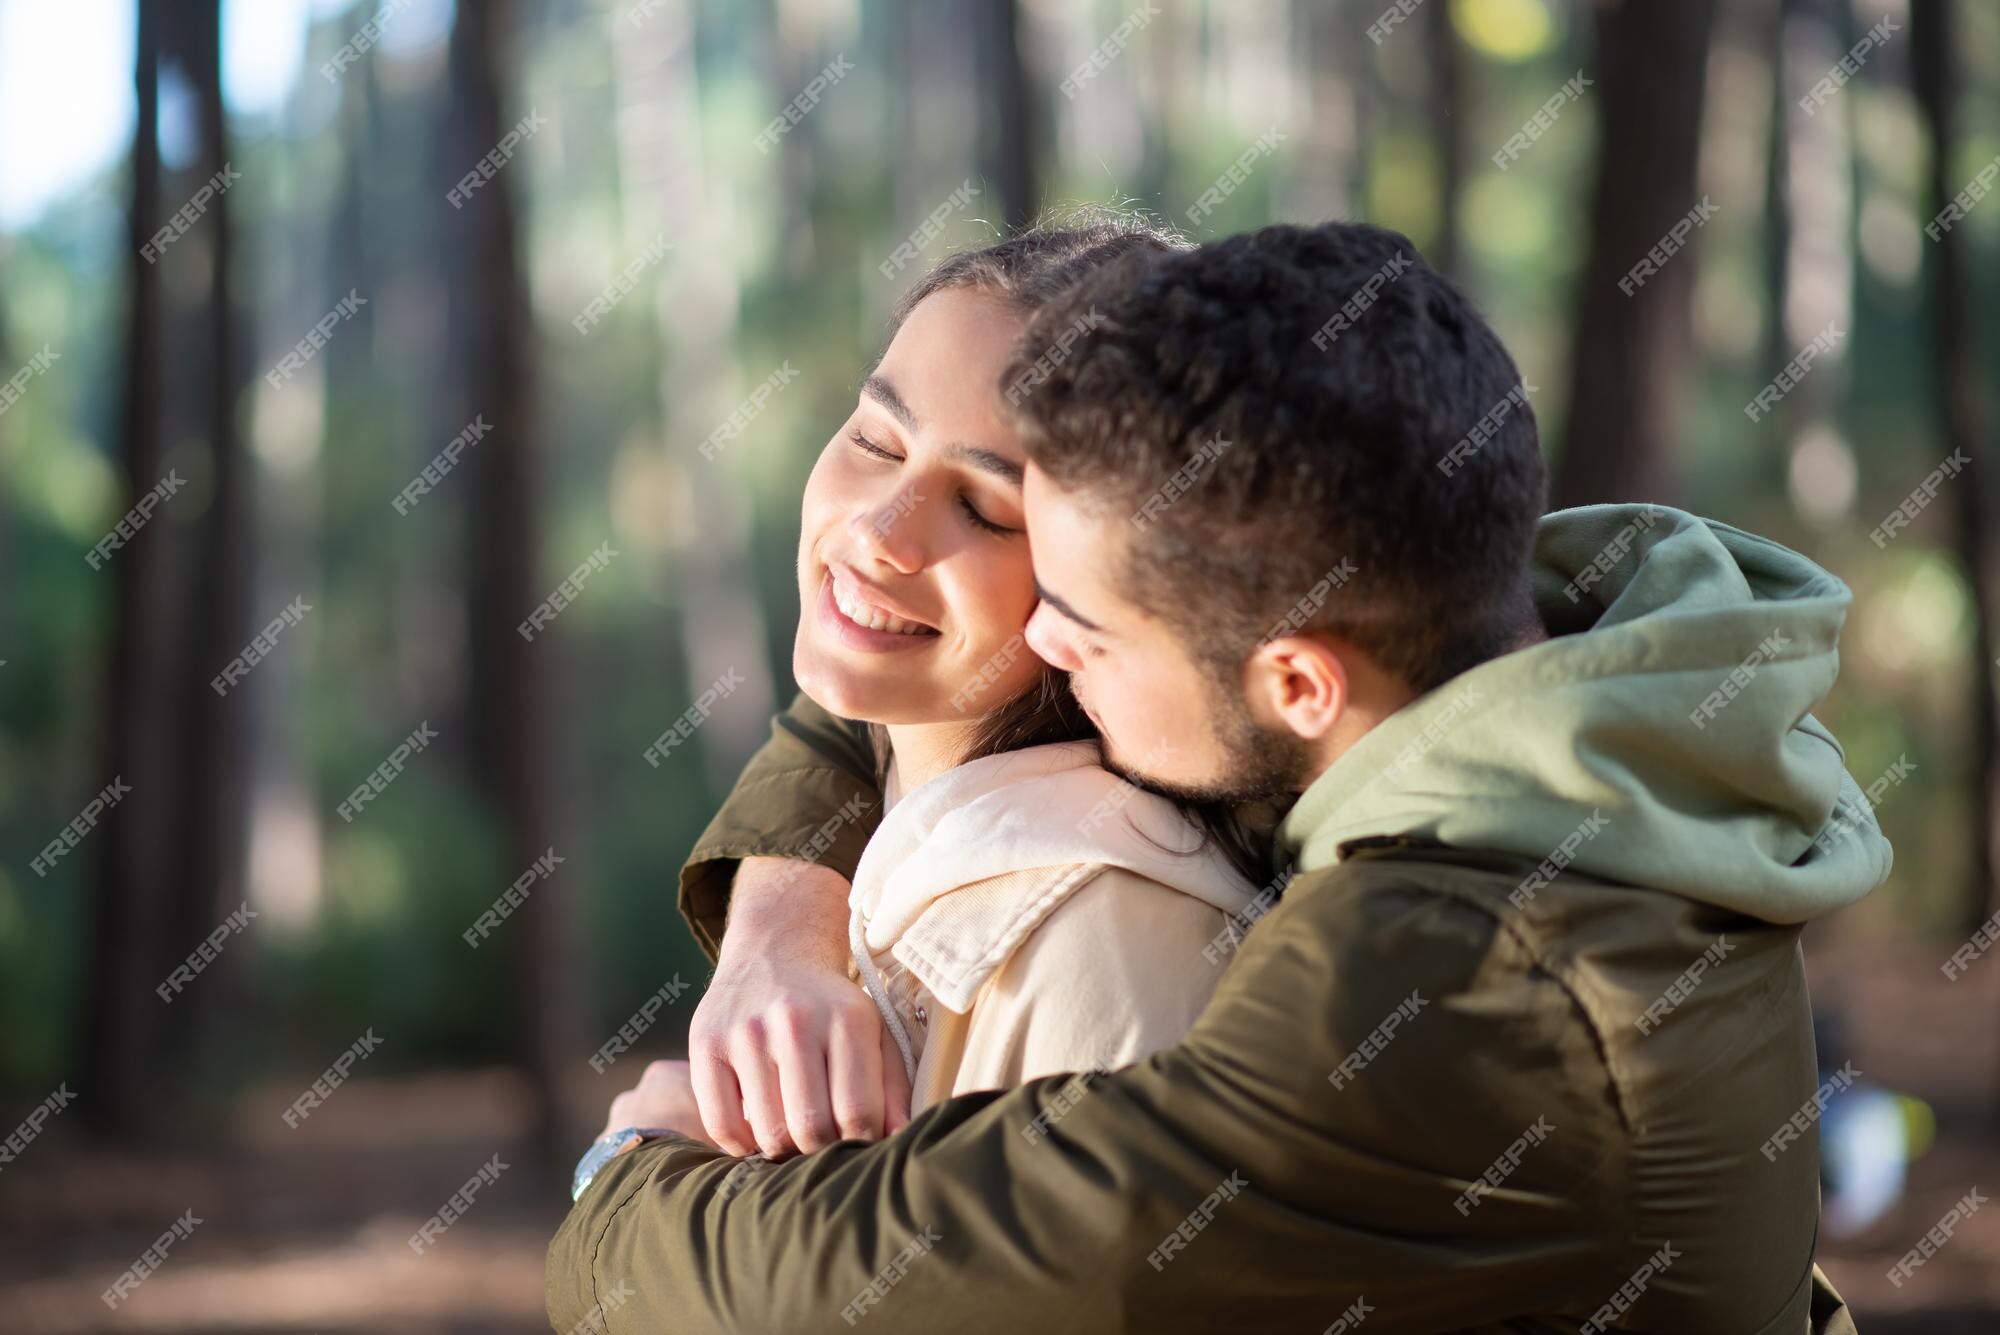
[833,577,932,636]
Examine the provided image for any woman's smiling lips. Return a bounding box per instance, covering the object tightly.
[816,567,942,653]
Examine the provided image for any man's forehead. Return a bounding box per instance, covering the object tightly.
[1023,469,1137,634]
[1022,462,1111,529]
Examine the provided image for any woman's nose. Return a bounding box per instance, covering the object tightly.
[1024,601,1078,670]
[848,487,926,573]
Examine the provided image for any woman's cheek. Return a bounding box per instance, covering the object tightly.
[974,573,1046,695]
[798,446,852,552]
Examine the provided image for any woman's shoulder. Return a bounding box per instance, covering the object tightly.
[955,864,1235,1078]
[892,860,1236,1013]
[1013,861,1247,964]
[869,744,1260,1008]
[1036,864,1238,955]
[911,745,1227,865]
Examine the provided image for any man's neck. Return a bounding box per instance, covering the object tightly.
[1306,619,1551,782]
[1305,693,1406,784]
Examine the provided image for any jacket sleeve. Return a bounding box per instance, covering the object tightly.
[549,865,1631,1334]
[676,691,880,959]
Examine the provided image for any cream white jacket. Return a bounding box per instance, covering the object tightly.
[846,740,1261,1114]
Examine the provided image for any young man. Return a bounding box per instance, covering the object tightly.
[549,224,1883,1333]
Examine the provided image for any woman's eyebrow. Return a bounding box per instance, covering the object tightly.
[864,374,1022,486]
[861,374,918,432]
[945,443,1023,486]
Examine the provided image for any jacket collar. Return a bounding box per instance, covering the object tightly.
[850,741,1257,1012]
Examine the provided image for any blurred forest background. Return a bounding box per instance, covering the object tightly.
[1,0,1997,1329]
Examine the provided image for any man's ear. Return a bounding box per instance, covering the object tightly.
[1243,634,1348,741]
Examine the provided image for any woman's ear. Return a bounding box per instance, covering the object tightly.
[1243,634,1349,742]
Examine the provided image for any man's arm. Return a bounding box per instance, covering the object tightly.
[677,691,880,960]
[686,857,912,1156]
[552,868,1628,1333]
[677,693,905,1155]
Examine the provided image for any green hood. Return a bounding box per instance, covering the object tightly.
[1279,504,1892,923]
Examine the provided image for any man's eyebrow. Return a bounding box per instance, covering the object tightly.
[1034,580,1105,634]
[946,443,1023,486]
[861,375,918,432]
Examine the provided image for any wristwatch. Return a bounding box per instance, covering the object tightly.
[572,1125,675,1201]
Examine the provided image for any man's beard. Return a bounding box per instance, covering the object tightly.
[1094,670,1317,807]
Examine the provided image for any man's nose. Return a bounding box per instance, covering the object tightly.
[1023,602,1078,670]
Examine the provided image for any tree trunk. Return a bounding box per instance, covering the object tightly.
[445,0,579,1160]
[80,0,166,1134]
[1910,0,1999,935]
[973,0,1036,229]
[1767,0,1852,448]
[173,0,253,1091]
[609,0,775,802]
[1280,0,1363,225]
[1424,0,1463,278]
[1550,0,1718,508]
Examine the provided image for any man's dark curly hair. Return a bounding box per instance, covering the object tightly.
[1003,221,1547,694]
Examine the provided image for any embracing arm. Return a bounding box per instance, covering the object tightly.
[677,690,879,960]
[676,692,911,1155]
[550,868,1629,1334]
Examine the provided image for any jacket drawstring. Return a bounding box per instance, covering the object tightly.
[849,904,920,1087]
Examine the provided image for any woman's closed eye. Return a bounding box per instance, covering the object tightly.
[849,430,1019,537]
[849,429,900,463]
[957,495,1015,535]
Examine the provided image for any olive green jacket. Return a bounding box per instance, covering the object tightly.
[548,507,1877,1333]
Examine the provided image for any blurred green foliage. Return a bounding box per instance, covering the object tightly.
[1,0,1996,1102]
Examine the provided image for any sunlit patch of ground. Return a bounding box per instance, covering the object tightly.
[0,1068,567,1334]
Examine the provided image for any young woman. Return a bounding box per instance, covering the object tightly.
[606,215,1272,1159]
[786,216,1274,1118]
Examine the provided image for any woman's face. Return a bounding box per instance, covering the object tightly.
[793,285,1045,726]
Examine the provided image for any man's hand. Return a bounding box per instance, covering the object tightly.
[688,857,912,1158]
[603,1058,711,1143]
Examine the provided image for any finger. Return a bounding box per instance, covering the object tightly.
[879,1022,913,1135]
[826,1008,885,1142]
[689,1041,757,1158]
[643,1058,701,1126]
[731,1036,799,1159]
[771,1014,840,1153]
[603,1089,633,1139]
[688,994,758,1156]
